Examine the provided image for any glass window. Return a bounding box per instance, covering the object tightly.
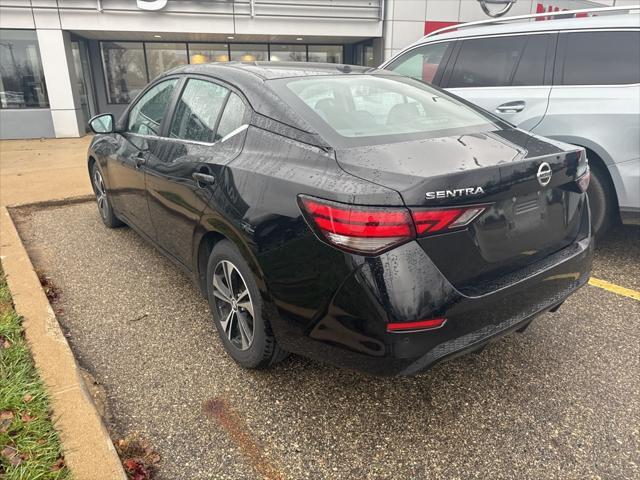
[448,36,529,88]
[308,45,343,64]
[512,35,548,86]
[0,29,49,109]
[277,75,493,142]
[270,44,306,62]
[386,42,451,84]
[127,79,178,135]
[169,79,229,143]
[216,93,246,139]
[562,31,640,86]
[101,41,147,104]
[146,42,188,79]
[230,44,268,62]
[189,43,229,64]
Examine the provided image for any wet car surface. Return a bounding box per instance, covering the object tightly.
[15,202,640,480]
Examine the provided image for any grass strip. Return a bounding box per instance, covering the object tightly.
[0,266,71,479]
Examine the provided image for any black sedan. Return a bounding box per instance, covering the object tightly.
[87,62,592,375]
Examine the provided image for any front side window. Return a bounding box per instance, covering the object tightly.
[127,79,178,135]
[101,41,147,104]
[273,75,495,146]
[448,35,548,88]
[169,79,230,143]
[562,31,640,86]
[386,42,452,84]
[0,29,49,109]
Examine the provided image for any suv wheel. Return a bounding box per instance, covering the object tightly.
[206,240,286,369]
[587,164,615,238]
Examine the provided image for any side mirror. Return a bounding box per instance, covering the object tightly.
[89,113,115,134]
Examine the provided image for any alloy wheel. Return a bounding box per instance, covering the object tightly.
[211,260,255,351]
[93,169,109,220]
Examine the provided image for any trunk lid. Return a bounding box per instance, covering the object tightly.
[335,129,588,293]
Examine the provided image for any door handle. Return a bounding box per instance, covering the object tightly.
[496,101,526,113]
[135,151,146,168]
[192,172,216,186]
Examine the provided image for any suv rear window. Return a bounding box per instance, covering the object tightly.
[270,74,497,146]
[561,31,640,86]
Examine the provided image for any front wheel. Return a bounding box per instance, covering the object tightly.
[206,240,286,369]
[90,163,123,228]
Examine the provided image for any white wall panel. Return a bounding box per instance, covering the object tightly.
[36,29,82,137]
[425,0,461,21]
[390,20,425,50]
[390,0,427,21]
[0,5,35,29]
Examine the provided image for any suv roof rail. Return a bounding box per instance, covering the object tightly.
[425,4,640,38]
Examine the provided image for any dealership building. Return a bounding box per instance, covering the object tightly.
[0,0,632,139]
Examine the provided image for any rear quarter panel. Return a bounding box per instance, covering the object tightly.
[197,126,403,348]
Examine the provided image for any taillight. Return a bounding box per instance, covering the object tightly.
[411,206,486,235]
[576,167,590,193]
[298,196,414,255]
[299,195,487,255]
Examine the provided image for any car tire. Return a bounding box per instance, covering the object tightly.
[206,240,286,369]
[587,164,615,238]
[90,163,124,228]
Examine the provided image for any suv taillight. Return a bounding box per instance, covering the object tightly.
[299,195,487,255]
[576,167,590,193]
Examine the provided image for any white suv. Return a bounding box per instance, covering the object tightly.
[382,9,640,236]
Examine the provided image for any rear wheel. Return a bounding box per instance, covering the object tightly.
[587,163,615,238]
[206,240,286,369]
[90,163,123,228]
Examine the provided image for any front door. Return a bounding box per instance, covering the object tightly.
[109,78,179,238]
[146,77,250,266]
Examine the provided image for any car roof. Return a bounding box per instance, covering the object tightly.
[161,62,397,144]
[172,61,380,80]
[412,12,639,45]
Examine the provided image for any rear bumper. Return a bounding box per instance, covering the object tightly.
[284,233,593,376]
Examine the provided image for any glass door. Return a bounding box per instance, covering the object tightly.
[71,39,96,131]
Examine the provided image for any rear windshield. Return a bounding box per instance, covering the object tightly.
[269,74,499,147]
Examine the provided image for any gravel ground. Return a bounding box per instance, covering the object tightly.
[14,201,640,480]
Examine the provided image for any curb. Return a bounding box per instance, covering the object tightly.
[0,205,127,480]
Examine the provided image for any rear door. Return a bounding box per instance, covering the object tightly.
[442,33,556,131]
[146,76,250,266]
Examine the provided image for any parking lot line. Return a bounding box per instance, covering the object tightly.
[589,277,640,301]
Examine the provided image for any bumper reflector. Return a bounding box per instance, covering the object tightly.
[386,317,447,333]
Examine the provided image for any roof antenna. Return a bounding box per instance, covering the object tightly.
[338,65,352,74]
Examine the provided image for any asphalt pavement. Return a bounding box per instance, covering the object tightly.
[14,201,640,480]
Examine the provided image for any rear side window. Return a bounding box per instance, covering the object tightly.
[385,42,452,84]
[561,31,640,85]
[216,92,246,140]
[169,78,229,143]
[448,35,548,88]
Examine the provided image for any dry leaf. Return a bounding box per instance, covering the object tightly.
[21,412,35,423]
